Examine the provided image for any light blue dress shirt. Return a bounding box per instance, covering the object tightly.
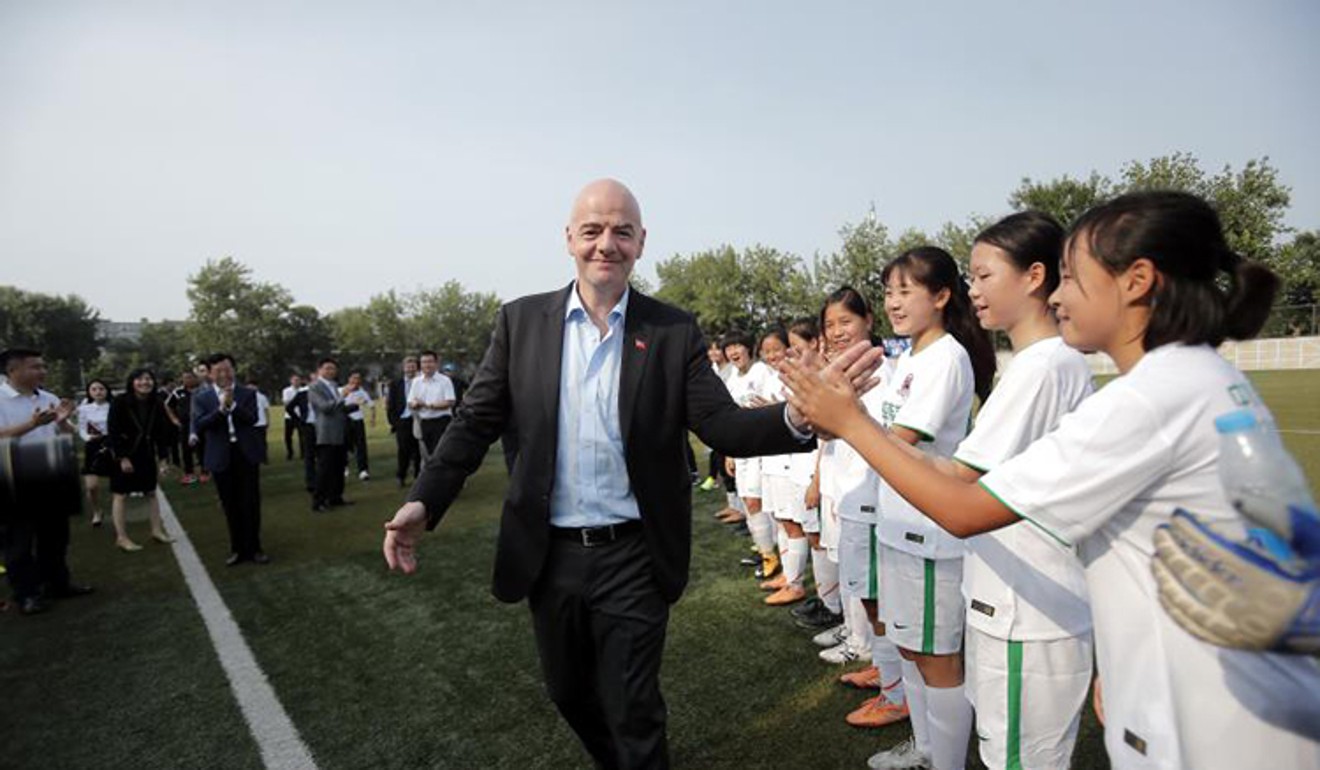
[549,284,641,528]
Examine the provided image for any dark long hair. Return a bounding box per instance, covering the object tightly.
[974,211,1066,296]
[84,379,111,404]
[881,247,997,400]
[757,326,789,352]
[788,316,819,344]
[818,285,873,332]
[124,368,158,400]
[1068,191,1279,349]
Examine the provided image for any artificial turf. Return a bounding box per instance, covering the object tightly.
[3,369,1317,769]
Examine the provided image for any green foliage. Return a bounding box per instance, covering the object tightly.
[1008,171,1115,228]
[185,257,334,388]
[89,319,192,384]
[408,280,502,372]
[0,285,102,395]
[655,244,814,337]
[811,209,894,320]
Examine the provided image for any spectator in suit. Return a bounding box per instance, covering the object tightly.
[386,356,421,488]
[309,358,358,511]
[194,354,268,565]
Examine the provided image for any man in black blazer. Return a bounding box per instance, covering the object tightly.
[193,353,268,566]
[385,355,421,488]
[382,180,853,769]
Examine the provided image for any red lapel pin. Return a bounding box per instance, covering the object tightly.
[634,337,648,352]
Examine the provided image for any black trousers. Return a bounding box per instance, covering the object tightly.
[394,426,420,483]
[3,512,71,601]
[348,420,369,473]
[300,424,318,490]
[418,416,451,458]
[214,454,262,558]
[313,443,347,505]
[529,531,670,770]
[181,434,198,475]
[284,418,301,460]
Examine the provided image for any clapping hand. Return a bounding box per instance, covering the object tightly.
[221,388,234,410]
[781,341,884,439]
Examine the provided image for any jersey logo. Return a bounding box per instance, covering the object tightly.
[970,599,996,617]
[1227,383,1254,406]
[898,373,913,399]
[1123,729,1148,756]
[860,505,876,513]
[904,532,925,544]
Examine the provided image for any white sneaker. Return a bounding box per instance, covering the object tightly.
[867,737,931,769]
[358,470,370,481]
[812,623,849,648]
[818,640,863,664]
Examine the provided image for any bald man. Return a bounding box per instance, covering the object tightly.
[383,180,817,769]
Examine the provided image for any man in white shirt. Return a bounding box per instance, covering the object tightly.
[344,371,375,481]
[408,350,456,459]
[281,374,303,461]
[0,348,92,615]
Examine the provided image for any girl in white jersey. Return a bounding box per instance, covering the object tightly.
[722,330,781,580]
[755,327,814,607]
[786,192,1320,770]
[866,247,998,770]
[75,379,113,527]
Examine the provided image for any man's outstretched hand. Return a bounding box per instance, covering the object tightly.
[383,501,428,574]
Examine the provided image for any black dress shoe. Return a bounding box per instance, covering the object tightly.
[225,553,244,566]
[19,596,50,615]
[251,552,270,565]
[48,584,95,599]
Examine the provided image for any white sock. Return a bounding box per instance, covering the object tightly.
[900,659,931,759]
[812,549,841,613]
[926,682,973,770]
[843,597,872,653]
[872,633,905,704]
[747,510,776,553]
[783,537,809,588]
[776,526,790,555]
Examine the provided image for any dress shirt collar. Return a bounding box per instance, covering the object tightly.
[565,282,629,327]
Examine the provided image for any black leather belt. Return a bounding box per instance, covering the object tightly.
[550,520,643,547]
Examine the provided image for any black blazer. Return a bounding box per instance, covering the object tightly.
[386,377,409,433]
[193,385,266,472]
[409,284,809,604]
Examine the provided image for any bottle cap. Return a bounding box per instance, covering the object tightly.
[1214,409,1258,434]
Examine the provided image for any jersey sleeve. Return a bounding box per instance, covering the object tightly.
[954,362,1054,473]
[978,385,1174,546]
[892,346,969,442]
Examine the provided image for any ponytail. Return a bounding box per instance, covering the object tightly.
[1068,191,1280,348]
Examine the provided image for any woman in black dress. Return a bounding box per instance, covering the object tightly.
[106,368,175,552]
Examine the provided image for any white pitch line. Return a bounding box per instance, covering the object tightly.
[1279,429,1320,435]
[157,490,319,770]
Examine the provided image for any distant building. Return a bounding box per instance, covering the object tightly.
[97,320,145,343]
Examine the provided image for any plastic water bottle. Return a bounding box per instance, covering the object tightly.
[1215,409,1320,560]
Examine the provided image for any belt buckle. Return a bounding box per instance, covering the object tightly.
[581,525,613,547]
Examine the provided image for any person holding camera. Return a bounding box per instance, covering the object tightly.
[0,348,91,615]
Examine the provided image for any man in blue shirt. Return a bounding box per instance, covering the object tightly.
[382,180,865,769]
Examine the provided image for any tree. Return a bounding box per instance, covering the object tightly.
[185,258,333,389]
[89,319,192,385]
[407,281,502,374]
[0,286,102,395]
[811,209,895,318]
[655,245,813,337]
[1119,153,1291,261]
[1008,171,1114,227]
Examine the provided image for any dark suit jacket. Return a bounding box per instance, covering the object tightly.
[386,377,409,433]
[193,385,266,472]
[409,284,809,604]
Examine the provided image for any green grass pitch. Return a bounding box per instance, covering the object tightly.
[2,369,1315,768]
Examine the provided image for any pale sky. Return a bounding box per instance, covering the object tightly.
[2,0,1317,321]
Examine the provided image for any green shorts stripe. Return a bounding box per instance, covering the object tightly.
[1006,640,1024,770]
[922,558,936,654]
[867,524,878,599]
